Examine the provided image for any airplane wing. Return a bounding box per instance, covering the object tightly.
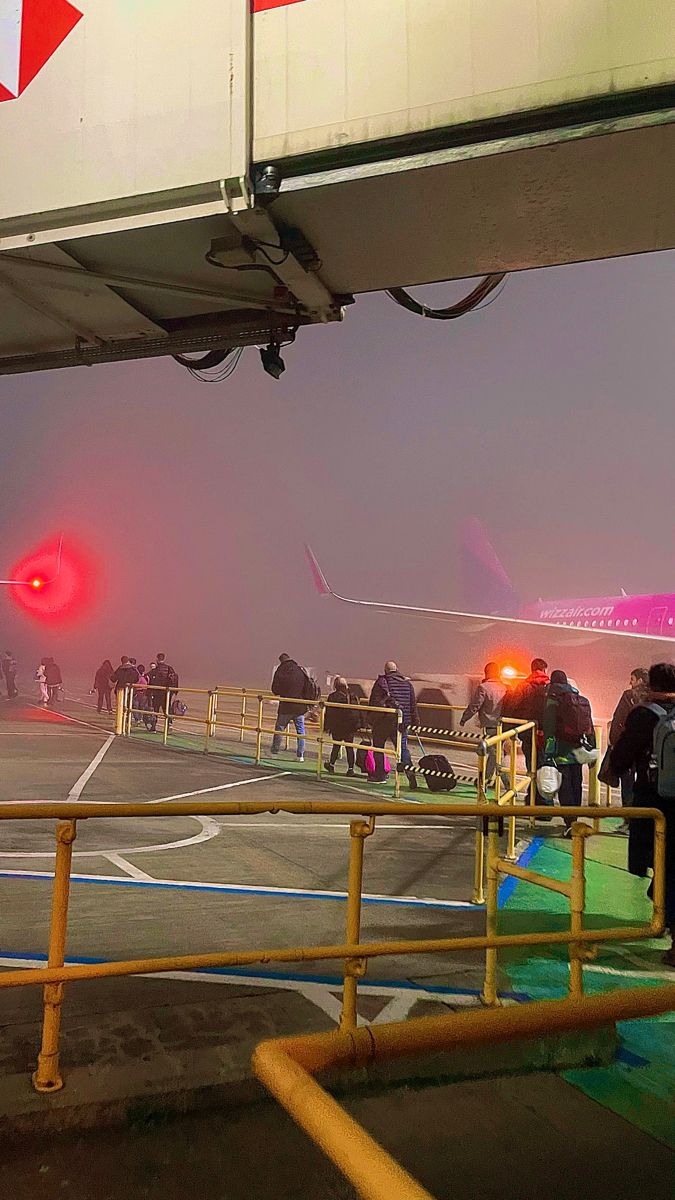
[304,545,674,647]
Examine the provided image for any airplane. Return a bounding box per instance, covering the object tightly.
[0,534,63,589]
[305,519,675,647]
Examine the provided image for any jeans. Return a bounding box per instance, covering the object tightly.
[484,725,498,781]
[96,686,112,714]
[372,721,412,779]
[272,713,305,757]
[329,742,355,769]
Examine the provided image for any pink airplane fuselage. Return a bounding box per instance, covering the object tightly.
[521,592,675,638]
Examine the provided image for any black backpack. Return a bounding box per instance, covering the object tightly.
[418,755,457,793]
[302,671,321,702]
[555,691,593,746]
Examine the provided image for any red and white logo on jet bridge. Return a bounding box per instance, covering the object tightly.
[0,0,82,103]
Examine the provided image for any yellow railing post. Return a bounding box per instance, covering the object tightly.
[529,723,537,828]
[394,707,403,799]
[162,688,170,745]
[569,822,591,999]
[205,691,216,752]
[340,817,375,1032]
[240,689,247,743]
[506,734,518,861]
[114,687,125,736]
[589,723,602,833]
[255,695,264,764]
[210,688,218,737]
[472,740,488,904]
[32,819,77,1093]
[494,721,503,801]
[317,701,326,779]
[481,816,501,1006]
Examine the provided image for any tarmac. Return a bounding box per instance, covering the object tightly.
[0,686,673,1196]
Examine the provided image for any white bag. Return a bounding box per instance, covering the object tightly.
[572,744,599,766]
[536,764,562,800]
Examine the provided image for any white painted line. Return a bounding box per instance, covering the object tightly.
[148,773,292,803]
[0,865,475,908]
[103,853,154,881]
[0,956,483,1004]
[28,703,109,734]
[374,992,419,1024]
[583,963,675,982]
[210,822,468,830]
[66,734,115,801]
[0,815,221,859]
[298,985,345,1025]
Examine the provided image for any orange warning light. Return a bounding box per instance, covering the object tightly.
[501,664,518,681]
[31,577,43,590]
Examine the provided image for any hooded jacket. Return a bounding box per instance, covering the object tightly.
[609,684,649,746]
[271,659,309,716]
[461,679,506,728]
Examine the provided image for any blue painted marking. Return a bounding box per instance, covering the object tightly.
[0,870,480,911]
[0,949,525,1000]
[497,837,545,909]
[615,1045,649,1068]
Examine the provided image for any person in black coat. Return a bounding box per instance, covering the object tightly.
[271,653,310,761]
[92,659,114,714]
[610,662,675,968]
[324,677,360,775]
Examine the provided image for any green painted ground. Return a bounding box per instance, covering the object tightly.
[499,832,674,1148]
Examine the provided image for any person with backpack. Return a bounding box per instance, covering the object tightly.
[369,661,418,788]
[324,677,360,776]
[270,653,315,761]
[503,656,552,816]
[148,654,179,729]
[460,662,507,784]
[610,662,675,969]
[541,670,595,832]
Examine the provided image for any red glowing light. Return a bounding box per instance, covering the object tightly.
[501,664,518,681]
[8,534,98,625]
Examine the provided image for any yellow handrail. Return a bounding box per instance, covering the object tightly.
[0,798,663,1095]
[252,985,675,1200]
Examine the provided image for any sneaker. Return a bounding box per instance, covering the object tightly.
[406,771,418,791]
[324,762,335,774]
[297,755,305,763]
[346,769,355,777]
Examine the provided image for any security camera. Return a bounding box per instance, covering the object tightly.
[259,343,285,380]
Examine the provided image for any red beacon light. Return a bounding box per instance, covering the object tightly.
[31,577,44,590]
[501,664,518,681]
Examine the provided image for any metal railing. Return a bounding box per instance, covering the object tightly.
[252,983,675,1200]
[0,799,664,1096]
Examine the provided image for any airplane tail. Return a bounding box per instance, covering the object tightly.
[460,519,520,616]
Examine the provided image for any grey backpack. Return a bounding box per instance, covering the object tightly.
[648,703,675,798]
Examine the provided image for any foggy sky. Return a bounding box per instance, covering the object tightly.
[0,249,673,702]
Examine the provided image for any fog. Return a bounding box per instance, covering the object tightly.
[0,250,673,710]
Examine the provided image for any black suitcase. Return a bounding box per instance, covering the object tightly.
[418,754,457,793]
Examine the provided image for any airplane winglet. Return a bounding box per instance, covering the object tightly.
[304,544,332,597]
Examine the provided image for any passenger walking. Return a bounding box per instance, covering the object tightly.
[609,662,675,968]
[503,657,551,813]
[2,650,18,698]
[460,662,506,784]
[148,654,179,727]
[324,677,360,776]
[92,659,114,714]
[44,657,63,707]
[35,659,49,705]
[270,653,310,761]
[541,670,595,832]
[609,668,649,807]
[369,661,418,788]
